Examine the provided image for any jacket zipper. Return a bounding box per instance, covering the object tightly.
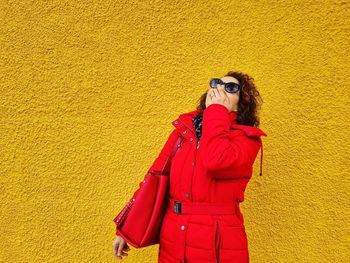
[215,220,221,263]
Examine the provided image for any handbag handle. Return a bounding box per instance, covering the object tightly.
[114,131,184,232]
[160,131,184,176]
[113,132,183,229]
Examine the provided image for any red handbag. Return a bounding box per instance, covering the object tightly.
[113,132,183,248]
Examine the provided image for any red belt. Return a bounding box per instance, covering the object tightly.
[168,198,240,215]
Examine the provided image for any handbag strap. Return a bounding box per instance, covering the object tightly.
[113,131,183,229]
[161,131,184,175]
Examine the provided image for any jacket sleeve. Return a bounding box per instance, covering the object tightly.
[114,128,179,235]
[200,104,261,179]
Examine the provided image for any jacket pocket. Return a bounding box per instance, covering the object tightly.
[214,220,221,263]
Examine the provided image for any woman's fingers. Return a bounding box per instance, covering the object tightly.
[117,244,123,257]
[114,245,124,260]
[116,249,128,257]
[210,88,225,103]
[112,236,130,260]
[117,243,129,258]
[211,88,218,98]
[215,87,223,97]
[123,244,131,252]
[112,239,118,254]
[113,244,123,260]
[209,89,217,101]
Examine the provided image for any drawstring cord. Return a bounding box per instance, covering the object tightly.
[259,138,264,176]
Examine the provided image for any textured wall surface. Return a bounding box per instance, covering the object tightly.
[1,0,349,262]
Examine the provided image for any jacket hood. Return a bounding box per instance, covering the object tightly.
[172,108,267,176]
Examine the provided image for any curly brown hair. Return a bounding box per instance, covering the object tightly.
[195,71,264,127]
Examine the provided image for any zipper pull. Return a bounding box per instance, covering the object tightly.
[197,141,200,149]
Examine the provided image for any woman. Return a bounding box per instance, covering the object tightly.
[112,71,267,262]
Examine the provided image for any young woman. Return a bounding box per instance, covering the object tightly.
[112,71,267,262]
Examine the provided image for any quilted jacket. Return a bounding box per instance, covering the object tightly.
[116,103,267,262]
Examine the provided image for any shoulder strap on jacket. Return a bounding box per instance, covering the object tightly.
[162,132,184,174]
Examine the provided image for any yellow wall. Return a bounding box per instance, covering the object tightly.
[1,0,349,262]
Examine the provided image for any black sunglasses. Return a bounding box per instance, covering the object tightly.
[209,78,241,94]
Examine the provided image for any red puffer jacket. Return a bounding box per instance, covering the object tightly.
[116,103,267,263]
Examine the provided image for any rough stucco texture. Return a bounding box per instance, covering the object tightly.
[0,0,349,262]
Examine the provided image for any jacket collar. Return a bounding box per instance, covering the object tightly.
[171,108,267,136]
[171,107,268,176]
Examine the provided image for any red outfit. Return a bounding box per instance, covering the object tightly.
[116,104,267,262]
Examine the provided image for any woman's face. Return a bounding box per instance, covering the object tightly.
[206,76,240,112]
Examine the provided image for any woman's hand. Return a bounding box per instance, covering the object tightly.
[112,235,131,260]
[205,87,232,111]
